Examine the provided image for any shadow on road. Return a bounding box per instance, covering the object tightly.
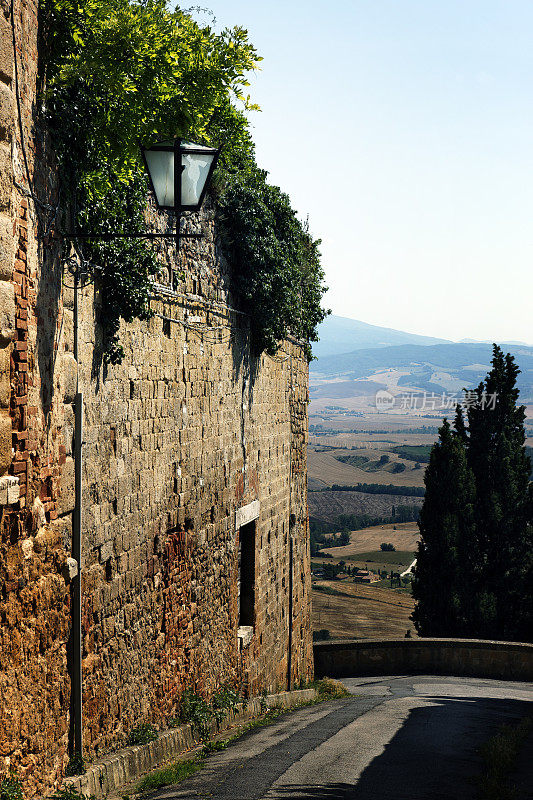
[269,696,532,800]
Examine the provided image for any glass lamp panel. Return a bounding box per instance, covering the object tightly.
[144,148,174,208]
[181,151,216,208]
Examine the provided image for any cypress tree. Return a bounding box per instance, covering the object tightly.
[412,419,475,636]
[465,345,533,641]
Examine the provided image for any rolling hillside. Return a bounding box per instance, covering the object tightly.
[311,341,533,400]
[311,315,451,358]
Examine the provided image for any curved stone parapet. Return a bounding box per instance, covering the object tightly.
[314,638,533,682]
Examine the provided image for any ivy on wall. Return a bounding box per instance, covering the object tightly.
[41,0,328,362]
[218,170,328,359]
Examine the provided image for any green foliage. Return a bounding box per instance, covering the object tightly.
[477,716,532,800]
[217,171,329,359]
[313,678,351,699]
[41,0,260,362]
[351,550,413,565]
[324,530,350,548]
[211,687,240,727]
[42,0,260,196]
[322,562,343,580]
[464,346,533,641]
[309,504,421,557]
[43,0,327,361]
[391,445,432,463]
[380,542,395,551]
[0,774,23,800]
[179,689,214,740]
[127,723,158,745]
[77,170,158,364]
[329,484,425,497]
[135,758,203,795]
[49,789,97,800]
[312,628,331,641]
[412,419,475,636]
[413,346,533,641]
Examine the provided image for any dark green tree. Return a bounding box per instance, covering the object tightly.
[465,345,533,641]
[412,419,475,636]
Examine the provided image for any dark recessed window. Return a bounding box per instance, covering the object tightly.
[238,521,256,628]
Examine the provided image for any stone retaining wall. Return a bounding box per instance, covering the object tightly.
[65,688,318,800]
[314,639,533,682]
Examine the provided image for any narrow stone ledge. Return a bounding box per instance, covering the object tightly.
[63,688,317,799]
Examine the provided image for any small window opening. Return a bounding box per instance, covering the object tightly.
[238,521,256,628]
[163,317,171,338]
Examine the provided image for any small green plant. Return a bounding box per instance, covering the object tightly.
[201,739,228,756]
[313,628,331,641]
[477,716,532,800]
[127,723,158,745]
[313,678,351,700]
[179,690,213,741]
[49,788,97,800]
[211,687,241,728]
[65,751,85,777]
[135,758,202,795]
[0,774,23,800]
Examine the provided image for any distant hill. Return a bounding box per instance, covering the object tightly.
[311,315,451,358]
[311,341,533,401]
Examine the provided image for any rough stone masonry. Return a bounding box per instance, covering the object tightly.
[0,1,313,796]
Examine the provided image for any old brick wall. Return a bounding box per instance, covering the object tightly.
[0,0,313,793]
[0,0,77,795]
[73,211,313,758]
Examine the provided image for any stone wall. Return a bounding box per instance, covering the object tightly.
[0,0,73,796]
[314,639,533,682]
[0,0,313,794]
[73,213,313,759]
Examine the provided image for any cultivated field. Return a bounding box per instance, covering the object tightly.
[312,579,416,639]
[320,521,419,558]
[308,491,423,524]
[308,448,426,489]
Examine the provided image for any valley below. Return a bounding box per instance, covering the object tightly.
[308,315,533,643]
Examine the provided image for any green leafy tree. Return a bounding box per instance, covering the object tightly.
[464,345,533,641]
[42,0,261,361]
[43,0,260,196]
[217,170,328,358]
[43,0,327,361]
[412,419,475,636]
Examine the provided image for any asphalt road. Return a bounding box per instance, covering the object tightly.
[152,675,533,800]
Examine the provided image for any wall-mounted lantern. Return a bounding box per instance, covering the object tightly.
[142,138,219,212]
[67,137,220,246]
[141,138,219,247]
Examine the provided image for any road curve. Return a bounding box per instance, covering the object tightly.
[152,675,533,800]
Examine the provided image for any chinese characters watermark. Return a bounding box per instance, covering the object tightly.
[375,390,498,412]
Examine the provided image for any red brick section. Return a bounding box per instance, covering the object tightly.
[0,2,72,796]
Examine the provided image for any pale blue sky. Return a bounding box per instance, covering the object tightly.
[196,1,533,343]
